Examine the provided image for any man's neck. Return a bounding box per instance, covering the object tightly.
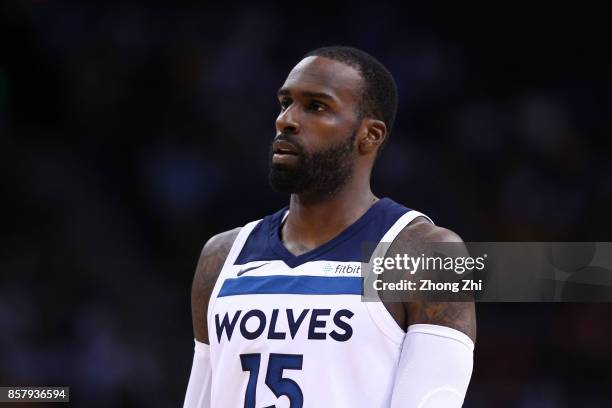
[281,184,378,255]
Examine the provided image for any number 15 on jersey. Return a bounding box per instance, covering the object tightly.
[241,353,304,408]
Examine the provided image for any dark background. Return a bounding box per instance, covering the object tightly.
[1,1,612,407]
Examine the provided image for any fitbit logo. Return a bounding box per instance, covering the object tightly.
[333,264,361,275]
[322,263,361,275]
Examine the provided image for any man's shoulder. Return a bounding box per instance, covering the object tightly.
[192,227,242,302]
[205,227,243,251]
[377,198,462,244]
[197,227,242,274]
[386,213,468,269]
[394,215,464,246]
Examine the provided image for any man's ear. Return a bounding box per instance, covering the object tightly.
[358,119,387,154]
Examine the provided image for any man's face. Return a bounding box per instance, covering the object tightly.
[269,56,363,197]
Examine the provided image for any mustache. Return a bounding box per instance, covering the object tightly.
[272,133,304,154]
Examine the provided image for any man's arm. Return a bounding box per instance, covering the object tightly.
[184,228,240,408]
[191,227,241,343]
[402,222,476,342]
[389,220,475,408]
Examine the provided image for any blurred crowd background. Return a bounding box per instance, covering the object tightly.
[1,1,611,407]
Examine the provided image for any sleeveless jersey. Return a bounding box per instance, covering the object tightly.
[207,198,431,408]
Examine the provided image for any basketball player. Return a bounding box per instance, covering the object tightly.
[184,46,476,408]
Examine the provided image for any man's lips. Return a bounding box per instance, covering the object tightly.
[273,139,299,155]
[272,139,300,166]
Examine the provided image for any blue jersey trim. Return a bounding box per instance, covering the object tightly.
[218,275,363,297]
[234,198,411,268]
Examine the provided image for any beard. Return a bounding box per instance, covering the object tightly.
[269,130,357,200]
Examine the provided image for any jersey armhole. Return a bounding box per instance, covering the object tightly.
[364,210,434,346]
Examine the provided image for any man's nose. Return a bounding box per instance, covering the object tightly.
[275,105,301,135]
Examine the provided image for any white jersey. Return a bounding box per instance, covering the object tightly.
[207,198,431,408]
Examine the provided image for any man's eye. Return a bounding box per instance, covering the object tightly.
[280,99,292,110]
[309,101,325,112]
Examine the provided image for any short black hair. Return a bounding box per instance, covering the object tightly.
[304,46,398,151]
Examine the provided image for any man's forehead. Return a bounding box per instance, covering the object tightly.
[281,56,362,98]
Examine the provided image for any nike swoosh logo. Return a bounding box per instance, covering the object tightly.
[237,262,271,276]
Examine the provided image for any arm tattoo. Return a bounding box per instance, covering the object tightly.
[390,220,477,343]
[407,301,476,342]
[191,228,241,344]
